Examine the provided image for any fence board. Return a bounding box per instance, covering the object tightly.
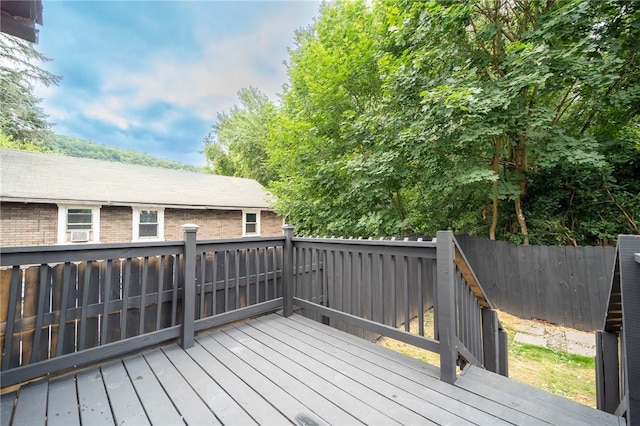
[0,269,10,367]
[455,235,616,331]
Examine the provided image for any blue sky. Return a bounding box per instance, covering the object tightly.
[34,1,320,165]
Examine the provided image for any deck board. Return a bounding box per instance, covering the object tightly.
[198,332,329,425]
[0,313,625,425]
[76,368,115,425]
[121,354,184,425]
[161,344,256,425]
[143,348,219,425]
[101,361,150,426]
[47,375,80,426]
[256,315,487,424]
[1,392,16,426]
[12,380,47,425]
[248,319,431,424]
[226,325,401,425]
[184,342,288,424]
[210,330,361,425]
[287,314,547,425]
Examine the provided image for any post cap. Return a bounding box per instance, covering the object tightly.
[181,224,200,232]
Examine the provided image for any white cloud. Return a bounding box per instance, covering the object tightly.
[98,12,308,125]
[33,1,319,163]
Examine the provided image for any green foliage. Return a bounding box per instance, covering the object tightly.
[261,0,639,244]
[51,135,202,171]
[0,33,60,150]
[203,87,277,185]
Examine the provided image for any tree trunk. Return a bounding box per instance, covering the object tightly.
[489,137,502,240]
[514,187,529,245]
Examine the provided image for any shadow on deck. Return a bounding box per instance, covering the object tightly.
[1,313,623,425]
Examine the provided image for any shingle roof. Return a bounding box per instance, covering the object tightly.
[0,148,273,210]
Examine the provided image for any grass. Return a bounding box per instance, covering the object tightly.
[376,309,597,407]
[499,311,596,407]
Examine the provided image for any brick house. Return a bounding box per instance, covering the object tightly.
[0,149,283,246]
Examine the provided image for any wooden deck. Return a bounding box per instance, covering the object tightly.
[1,313,624,425]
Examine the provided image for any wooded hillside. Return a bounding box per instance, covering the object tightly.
[51,135,202,172]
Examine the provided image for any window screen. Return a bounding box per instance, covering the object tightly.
[139,210,158,237]
[67,209,92,230]
[245,213,257,234]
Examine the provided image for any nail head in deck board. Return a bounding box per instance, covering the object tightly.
[212,329,361,425]
[185,343,288,425]
[227,325,400,426]
[142,349,219,425]
[101,361,150,426]
[197,332,331,425]
[245,319,428,425]
[76,367,115,425]
[161,344,257,425]
[121,354,184,425]
[47,375,80,426]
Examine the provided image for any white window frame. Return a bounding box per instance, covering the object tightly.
[242,210,260,237]
[132,207,165,242]
[57,205,101,244]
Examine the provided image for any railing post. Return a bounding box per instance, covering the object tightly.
[498,327,508,377]
[596,330,620,413]
[482,308,499,373]
[282,225,295,317]
[618,236,640,423]
[436,230,457,384]
[180,224,199,349]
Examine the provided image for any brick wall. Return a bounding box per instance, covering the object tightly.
[164,209,283,240]
[101,206,133,243]
[165,209,241,240]
[0,202,283,246]
[261,210,284,236]
[0,202,58,246]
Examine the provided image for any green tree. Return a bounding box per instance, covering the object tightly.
[268,1,412,236]
[378,0,639,244]
[0,33,60,149]
[203,87,277,186]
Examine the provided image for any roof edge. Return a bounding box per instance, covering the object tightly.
[0,197,274,211]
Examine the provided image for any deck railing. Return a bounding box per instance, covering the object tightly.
[289,229,507,383]
[596,235,640,424]
[1,226,504,387]
[0,226,284,387]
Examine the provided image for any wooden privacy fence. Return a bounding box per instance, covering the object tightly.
[596,235,640,424]
[455,234,616,331]
[1,226,504,387]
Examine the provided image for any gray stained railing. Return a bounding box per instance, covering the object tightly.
[290,230,507,383]
[596,235,640,424]
[0,227,284,387]
[1,226,502,387]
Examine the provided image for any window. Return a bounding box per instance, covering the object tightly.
[58,205,100,244]
[242,210,260,236]
[132,208,164,241]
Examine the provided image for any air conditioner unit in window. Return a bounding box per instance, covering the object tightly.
[70,230,90,242]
